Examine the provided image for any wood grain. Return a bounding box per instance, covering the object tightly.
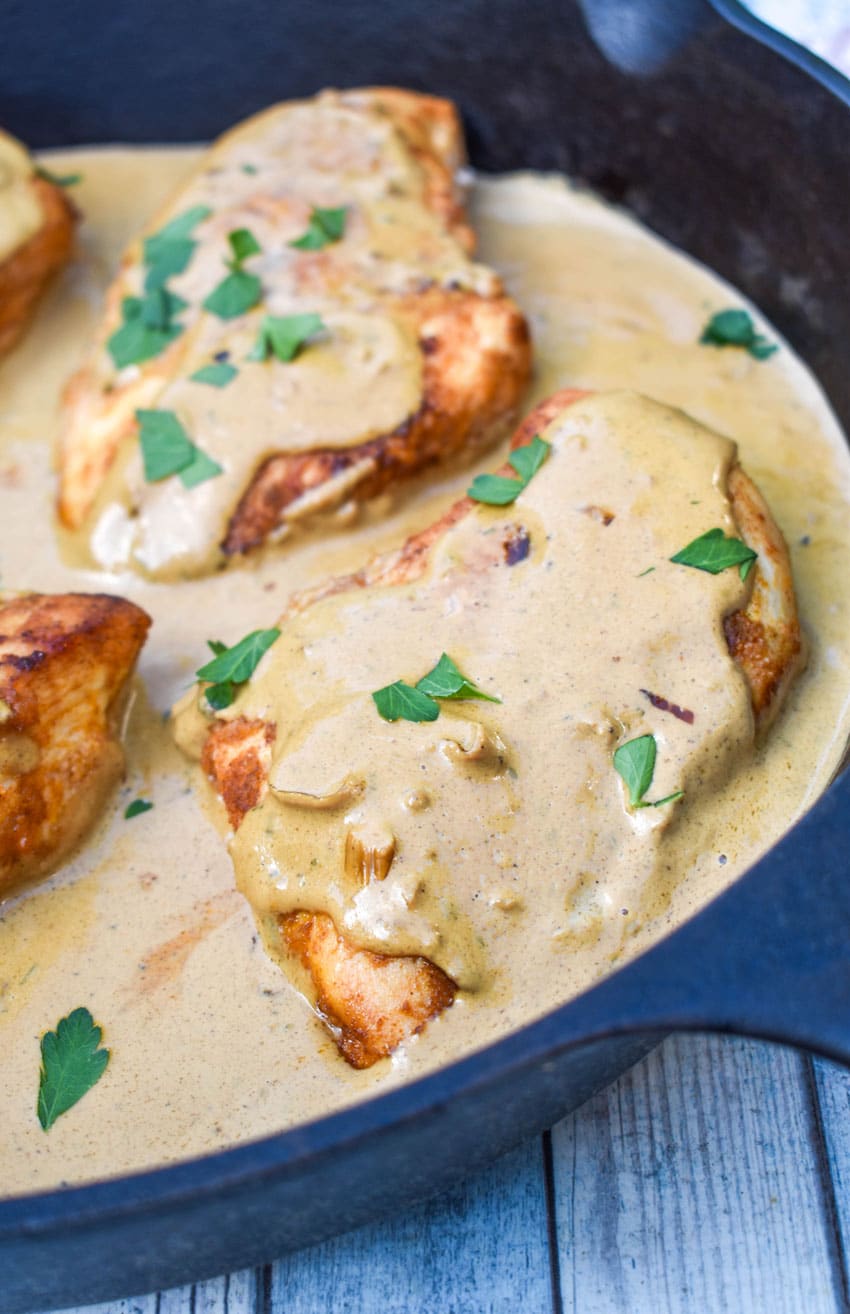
[550,1034,843,1314]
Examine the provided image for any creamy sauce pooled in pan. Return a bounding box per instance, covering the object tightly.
[1,149,850,1193]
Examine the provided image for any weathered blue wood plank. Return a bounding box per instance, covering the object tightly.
[267,1138,551,1314]
[812,1055,850,1292]
[550,1034,841,1314]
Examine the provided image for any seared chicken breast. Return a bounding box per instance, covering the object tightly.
[0,592,150,893]
[0,130,76,358]
[57,88,530,579]
[173,389,804,1068]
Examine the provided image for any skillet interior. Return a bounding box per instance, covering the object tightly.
[2,1,850,1308]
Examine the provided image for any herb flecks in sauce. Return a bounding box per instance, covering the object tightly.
[671,527,757,580]
[468,435,550,506]
[416,653,501,704]
[143,205,211,290]
[290,205,347,251]
[374,654,500,722]
[190,361,238,387]
[124,798,153,819]
[136,409,222,489]
[107,290,186,369]
[203,228,263,319]
[197,629,281,711]
[700,309,777,360]
[34,165,82,187]
[37,1008,110,1132]
[247,313,325,363]
[613,734,683,810]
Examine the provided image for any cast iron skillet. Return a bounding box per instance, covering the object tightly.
[2,0,849,1307]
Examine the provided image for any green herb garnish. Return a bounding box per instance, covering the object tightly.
[106,289,187,369]
[468,435,551,506]
[613,734,683,810]
[203,228,263,319]
[700,309,777,360]
[247,312,325,363]
[136,409,222,489]
[124,798,153,819]
[143,205,211,291]
[35,165,82,187]
[37,1008,110,1132]
[671,527,757,581]
[290,206,348,251]
[190,361,238,387]
[372,681,440,723]
[196,629,281,710]
[416,652,500,703]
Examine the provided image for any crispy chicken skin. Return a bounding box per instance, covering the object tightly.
[56,88,531,572]
[0,165,76,358]
[189,389,803,1068]
[0,592,150,893]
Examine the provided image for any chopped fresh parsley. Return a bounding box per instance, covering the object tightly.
[106,289,187,369]
[613,734,683,810]
[37,1008,110,1132]
[203,228,263,319]
[416,653,500,704]
[241,163,258,175]
[468,435,551,506]
[671,527,757,581]
[373,653,499,722]
[136,409,222,489]
[247,312,325,363]
[35,165,82,187]
[290,205,348,251]
[196,629,281,710]
[190,361,238,387]
[124,798,153,819]
[143,205,211,291]
[372,681,440,723]
[700,308,777,360]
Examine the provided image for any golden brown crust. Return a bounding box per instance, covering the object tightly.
[281,910,456,1068]
[724,463,805,729]
[223,286,531,556]
[0,592,150,893]
[200,716,275,828]
[0,176,76,358]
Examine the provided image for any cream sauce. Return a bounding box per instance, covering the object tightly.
[1,150,850,1195]
[0,130,42,264]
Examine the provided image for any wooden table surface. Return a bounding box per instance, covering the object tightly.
[57,4,850,1312]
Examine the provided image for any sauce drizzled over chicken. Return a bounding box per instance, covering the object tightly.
[0,591,150,893]
[0,129,76,358]
[56,89,530,579]
[173,390,803,1067]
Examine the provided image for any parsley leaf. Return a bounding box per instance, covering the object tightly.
[107,289,186,369]
[227,227,262,264]
[203,269,262,319]
[37,1008,110,1131]
[700,308,777,360]
[372,681,440,723]
[143,205,211,291]
[124,798,153,819]
[416,652,500,703]
[35,165,82,187]
[670,527,757,580]
[196,629,281,708]
[190,361,238,387]
[468,435,551,506]
[290,206,348,251]
[613,734,683,809]
[247,312,325,363]
[136,409,222,489]
[203,228,263,319]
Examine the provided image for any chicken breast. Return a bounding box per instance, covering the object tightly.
[173,389,804,1068]
[57,88,531,579]
[0,130,76,358]
[0,592,150,893]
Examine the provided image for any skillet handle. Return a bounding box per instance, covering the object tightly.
[577,0,713,75]
[579,766,850,1065]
